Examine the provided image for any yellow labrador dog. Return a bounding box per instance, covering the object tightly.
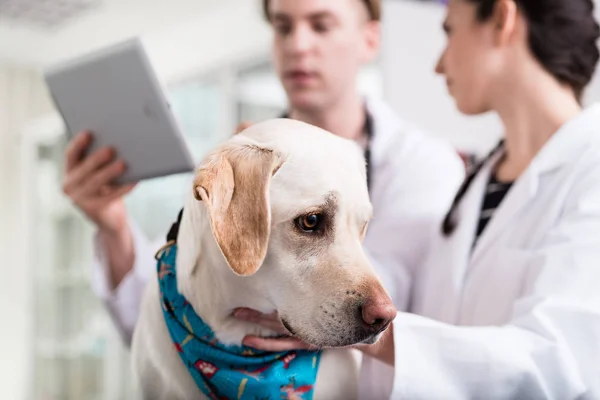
[131,119,396,400]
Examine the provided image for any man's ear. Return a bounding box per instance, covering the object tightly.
[360,20,381,64]
[193,144,284,276]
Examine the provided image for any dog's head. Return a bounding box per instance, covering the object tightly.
[177,118,396,348]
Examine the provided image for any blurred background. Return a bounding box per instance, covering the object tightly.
[1,0,600,399]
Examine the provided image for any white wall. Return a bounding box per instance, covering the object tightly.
[139,0,272,85]
[381,0,502,157]
[0,65,54,400]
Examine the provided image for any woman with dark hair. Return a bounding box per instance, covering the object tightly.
[236,0,600,398]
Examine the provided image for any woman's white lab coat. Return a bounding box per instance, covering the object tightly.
[91,96,466,343]
[360,103,600,399]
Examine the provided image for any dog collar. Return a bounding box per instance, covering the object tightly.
[156,243,322,399]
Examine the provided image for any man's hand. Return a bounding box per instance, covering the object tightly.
[62,130,138,288]
[62,131,137,233]
[235,121,253,135]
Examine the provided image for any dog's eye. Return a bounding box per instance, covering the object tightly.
[296,213,323,232]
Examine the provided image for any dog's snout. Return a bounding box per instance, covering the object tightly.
[310,277,397,347]
[359,301,396,333]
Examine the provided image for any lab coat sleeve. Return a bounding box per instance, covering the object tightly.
[364,132,465,311]
[388,166,600,399]
[91,217,166,346]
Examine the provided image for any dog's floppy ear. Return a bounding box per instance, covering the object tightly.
[194,144,283,276]
[176,188,208,280]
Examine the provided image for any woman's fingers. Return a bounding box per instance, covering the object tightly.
[242,335,316,352]
[232,308,321,351]
[233,308,289,335]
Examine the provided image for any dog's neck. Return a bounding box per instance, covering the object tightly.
[176,209,280,346]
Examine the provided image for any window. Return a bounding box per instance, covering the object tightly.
[31,133,135,400]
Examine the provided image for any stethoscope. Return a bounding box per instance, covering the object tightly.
[362,110,374,193]
[166,110,375,243]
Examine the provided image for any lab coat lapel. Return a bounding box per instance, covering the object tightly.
[364,95,410,170]
[447,159,493,292]
[425,157,495,323]
[469,162,538,267]
[469,103,600,268]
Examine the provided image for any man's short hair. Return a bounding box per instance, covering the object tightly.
[262,0,381,22]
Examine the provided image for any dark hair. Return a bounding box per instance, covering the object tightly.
[468,0,600,102]
[442,0,600,236]
[261,0,381,22]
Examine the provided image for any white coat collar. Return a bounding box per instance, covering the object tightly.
[364,95,411,168]
[531,102,600,174]
[470,102,600,265]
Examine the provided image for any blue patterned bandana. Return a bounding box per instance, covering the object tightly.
[156,243,323,400]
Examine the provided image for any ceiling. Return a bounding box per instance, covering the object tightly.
[0,0,222,68]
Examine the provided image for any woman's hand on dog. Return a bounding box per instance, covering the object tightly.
[232,308,318,351]
[233,307,395,366]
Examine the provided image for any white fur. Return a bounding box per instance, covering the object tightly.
[131,119,395,399]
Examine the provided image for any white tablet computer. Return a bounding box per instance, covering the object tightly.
[44,37,196,184]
